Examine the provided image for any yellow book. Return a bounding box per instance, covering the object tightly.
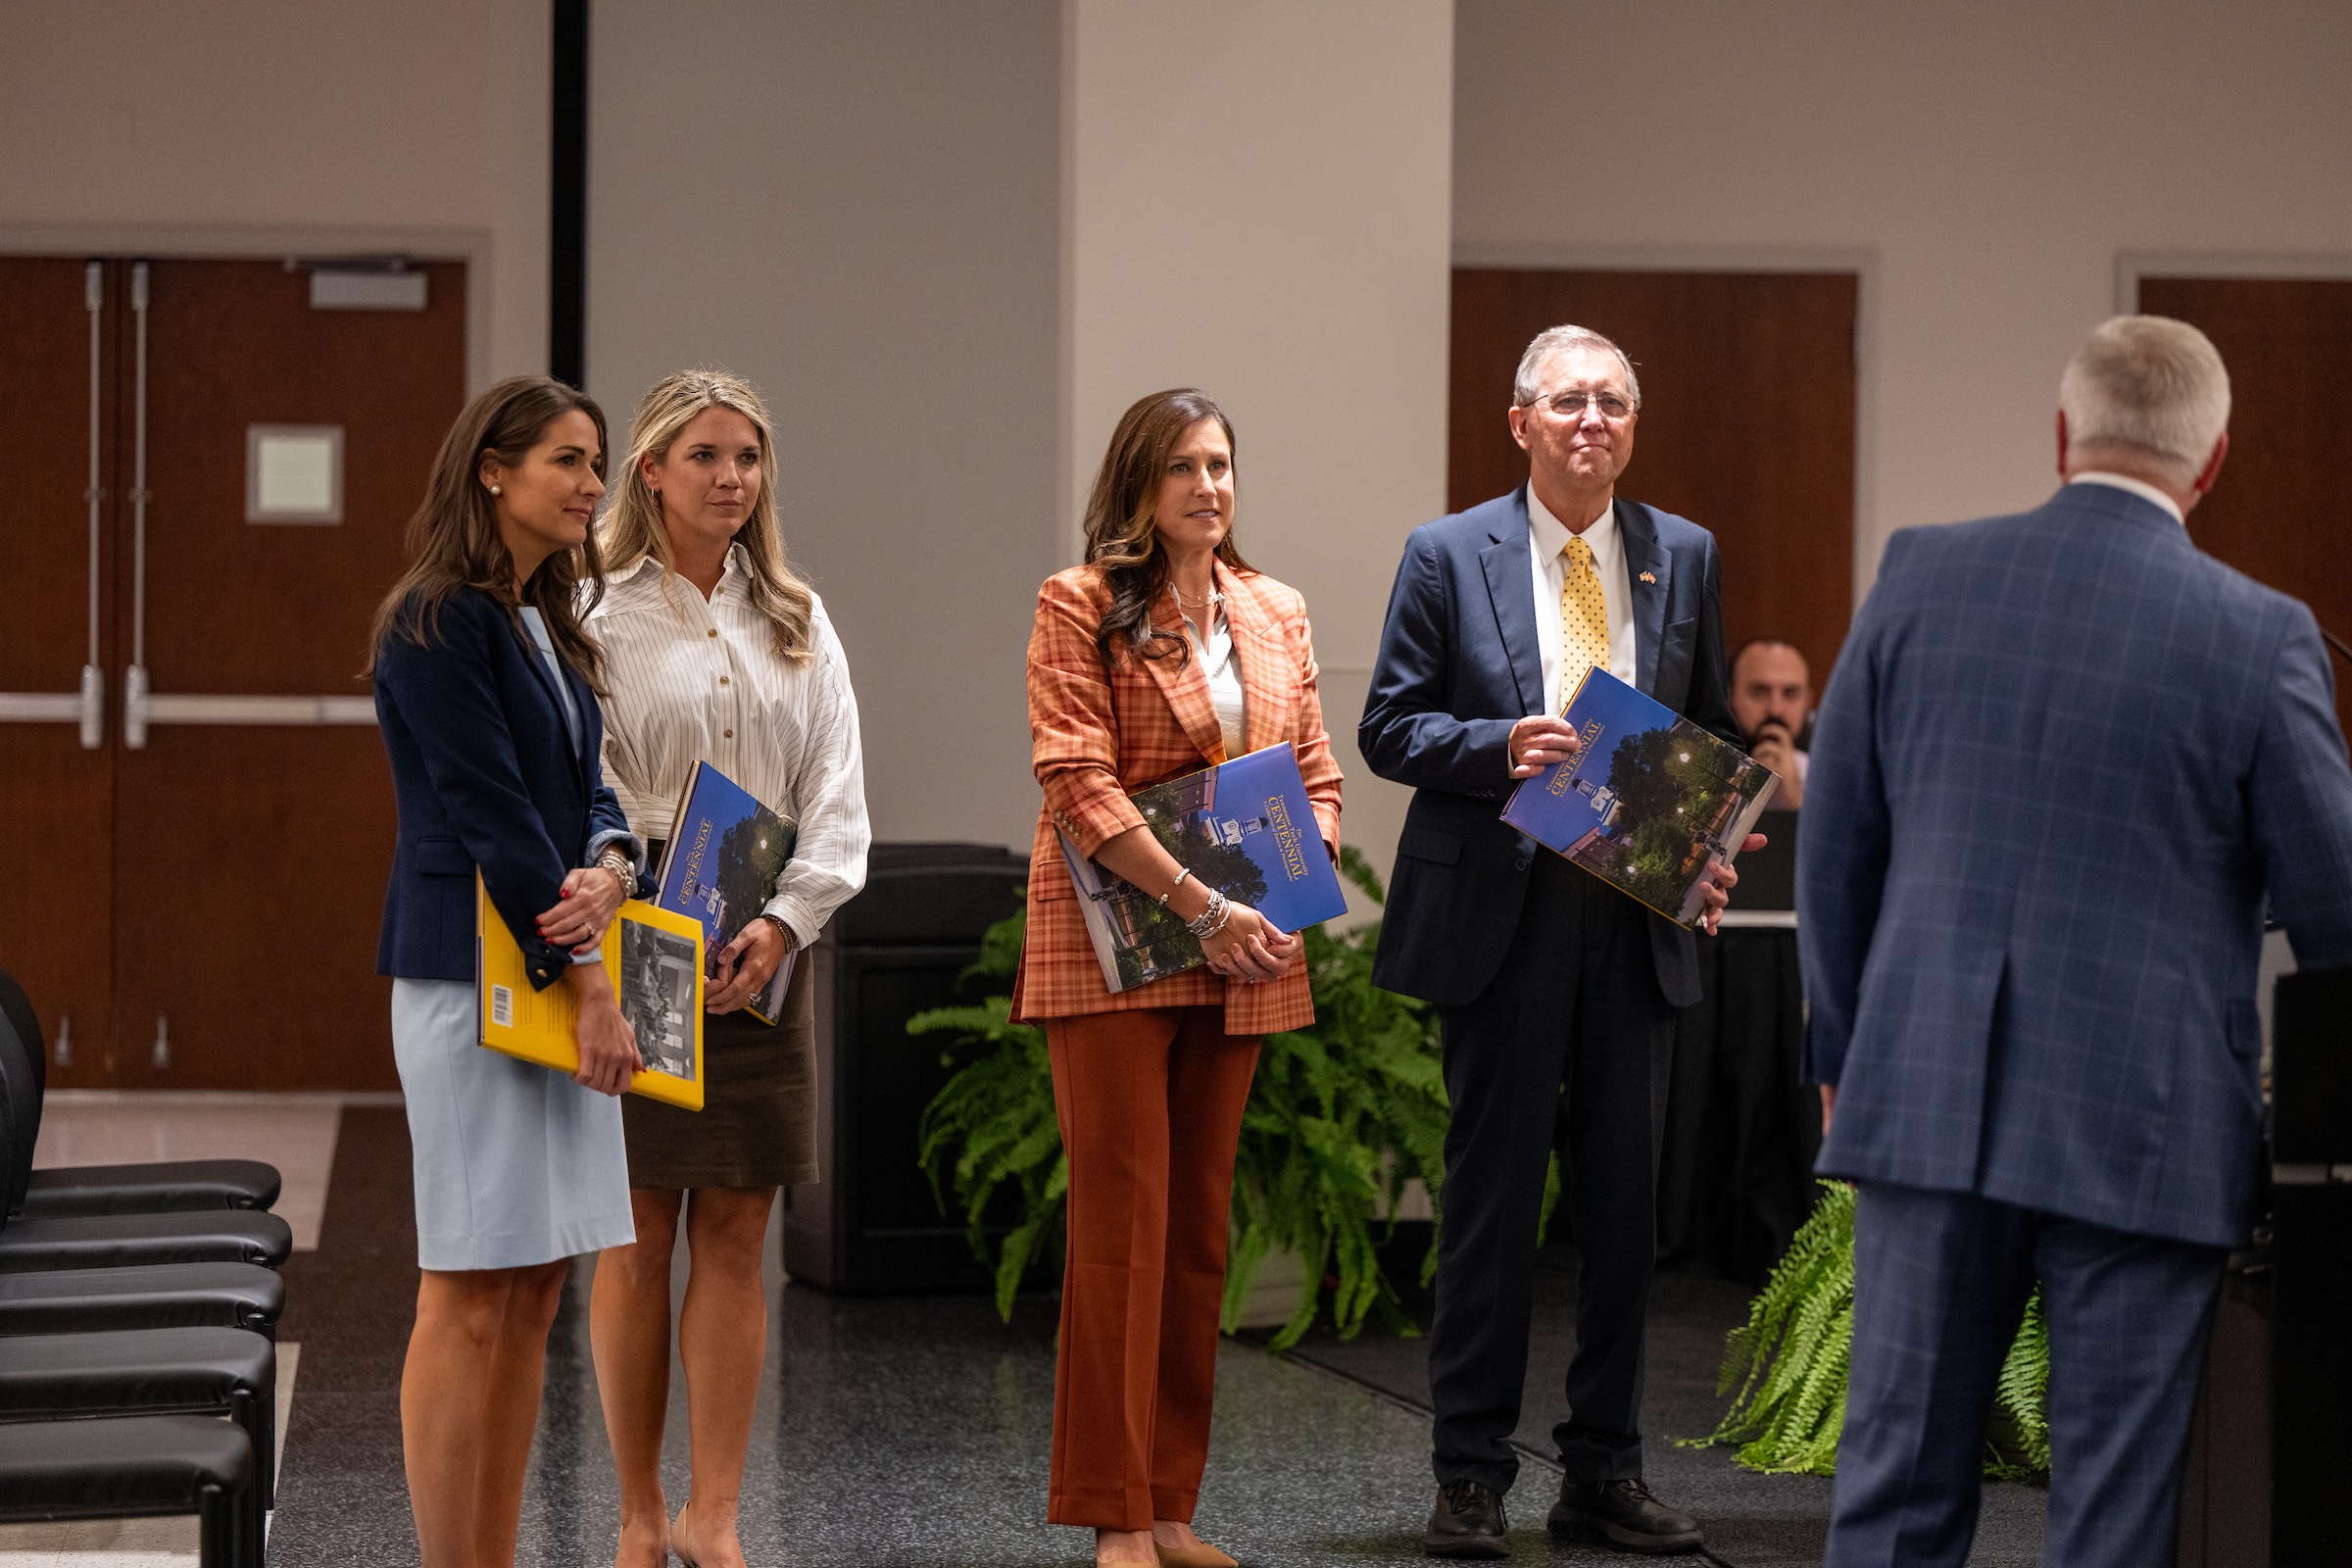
[474,873,706,1110]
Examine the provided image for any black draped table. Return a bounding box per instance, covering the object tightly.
[1654,916,1824,1283]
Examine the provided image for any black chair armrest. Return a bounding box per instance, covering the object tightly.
[0,1211,293,1274]
[0,1262,283,1339]
[0,1412,258,1566]
[23,1159,281,1218]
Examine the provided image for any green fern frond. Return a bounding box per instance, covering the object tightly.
[1684,1182,2051,1482]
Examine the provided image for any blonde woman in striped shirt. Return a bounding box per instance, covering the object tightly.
[584,369,869,1568]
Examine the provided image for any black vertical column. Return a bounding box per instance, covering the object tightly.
[549,0,589,387]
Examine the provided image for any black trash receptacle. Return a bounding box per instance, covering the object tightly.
[782,842,1026,1295]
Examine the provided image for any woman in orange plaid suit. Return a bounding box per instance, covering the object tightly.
[1014,387,1344,1568]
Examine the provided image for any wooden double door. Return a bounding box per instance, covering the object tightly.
[2137,275,2352,743]
[0,256,466,1089]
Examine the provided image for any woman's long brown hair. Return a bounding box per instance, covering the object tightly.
[1083,388,1251,669]
[367,375,611,687]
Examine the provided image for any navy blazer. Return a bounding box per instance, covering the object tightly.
[1800,484,2352,1248]
[374,586,640,992]
[1359,487,1741,1008]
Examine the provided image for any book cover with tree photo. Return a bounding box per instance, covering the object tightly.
[1057,743,1347,993]
[1501,667,1780,926]
[652,760,800,1025]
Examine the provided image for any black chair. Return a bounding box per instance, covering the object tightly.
[0,1262,283,1341]
[0,1001,290,1274]
[0,1412,260,1567]
[0,1207,292,1275]
[0,974,278,1218]
[21,1160,282,1220]
[0,1325,275,1510]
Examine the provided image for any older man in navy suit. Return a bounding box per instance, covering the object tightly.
[1802,316,2352,1568]
[1363,325,1753,1557]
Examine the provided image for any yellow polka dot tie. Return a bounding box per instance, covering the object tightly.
[1559,534,1610,710]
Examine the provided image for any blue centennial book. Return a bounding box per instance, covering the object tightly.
[1056,742,1347,993]
[652,760,800,1026]
[1500,666,1780,927]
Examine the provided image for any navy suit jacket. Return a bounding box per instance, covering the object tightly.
[374,586,640,993]
[1800,483,2352,1249]
[1359,487,1741,1008]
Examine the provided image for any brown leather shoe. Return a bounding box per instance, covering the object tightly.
[1425,1480,1509,1558]
[1547,1477,1702,1554]
[1153,1540,1239,1568]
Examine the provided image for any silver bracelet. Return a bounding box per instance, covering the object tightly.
[1185,887,1230,939]
[1158,867,1194,907]
[595,850,635,897]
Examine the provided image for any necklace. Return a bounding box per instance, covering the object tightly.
[1174,585,1220,609]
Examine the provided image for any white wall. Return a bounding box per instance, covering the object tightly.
[0,0,552,384]
[587,0,1063,852]
[1066,0,1455,904]
[1454,0,2352,589]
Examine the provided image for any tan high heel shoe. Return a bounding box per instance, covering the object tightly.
[1153,1541,1238,1568]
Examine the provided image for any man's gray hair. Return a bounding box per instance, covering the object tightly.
[2058,316,2230,488]
[1513,324,1642,411]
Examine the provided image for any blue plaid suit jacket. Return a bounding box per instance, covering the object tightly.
[1799,482,2352,1249]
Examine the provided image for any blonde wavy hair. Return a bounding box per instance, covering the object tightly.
[598,368,814,663]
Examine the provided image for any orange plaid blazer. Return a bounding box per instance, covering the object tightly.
[1011,561,1344,1035]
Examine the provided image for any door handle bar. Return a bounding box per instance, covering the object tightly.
[6,683,374,728]
[75,263,105,747]
[124,264,151,749]
[8,270,112,740]
[125,689,377,727]
[0,689,91,723]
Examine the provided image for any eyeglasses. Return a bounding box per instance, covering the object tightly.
[1527,389,1635,421]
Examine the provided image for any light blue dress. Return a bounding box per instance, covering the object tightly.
[390,607,634,1271]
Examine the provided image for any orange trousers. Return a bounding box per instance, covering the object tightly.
[1045,1005,1260,1531]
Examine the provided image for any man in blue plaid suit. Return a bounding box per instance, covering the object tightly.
[1799,316,2352,1568]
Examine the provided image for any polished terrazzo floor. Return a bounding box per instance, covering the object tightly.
[1287,1263,2046,1567]
[247,1106,2047,1567]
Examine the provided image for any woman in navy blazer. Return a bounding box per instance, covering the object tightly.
[369,374,647,1568]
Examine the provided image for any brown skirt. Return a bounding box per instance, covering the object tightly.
[620,947,817,1189]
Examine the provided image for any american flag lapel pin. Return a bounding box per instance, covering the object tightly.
[1639,570,1657,585]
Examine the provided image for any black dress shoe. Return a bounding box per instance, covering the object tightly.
[1424,1478,1509,1558]
[1546,1477,1702,1554]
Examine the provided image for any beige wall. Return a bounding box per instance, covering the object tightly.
[589,0,1456,871]
[1066,0,1455,902]
[1454,0,2352,593]
[0,0,552,383]
[31,2,2318,875]
[586,0,1064,851]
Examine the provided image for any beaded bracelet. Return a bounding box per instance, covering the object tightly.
[1185,887,1231,939]
[595,849,635,897]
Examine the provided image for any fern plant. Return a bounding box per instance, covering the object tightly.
[1688,1181,2052,1482]
[912,847,1452,1350]
[910,913,1062,1322]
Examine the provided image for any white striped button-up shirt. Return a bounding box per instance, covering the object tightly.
[587,550,870,949]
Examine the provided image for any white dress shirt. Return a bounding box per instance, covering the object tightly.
[2069,470,2185,525]
[1181,596,1248,760]
[1528,485,1638,711]
[587,549,871,950]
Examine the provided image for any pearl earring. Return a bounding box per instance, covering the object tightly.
[489,483,502,496]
